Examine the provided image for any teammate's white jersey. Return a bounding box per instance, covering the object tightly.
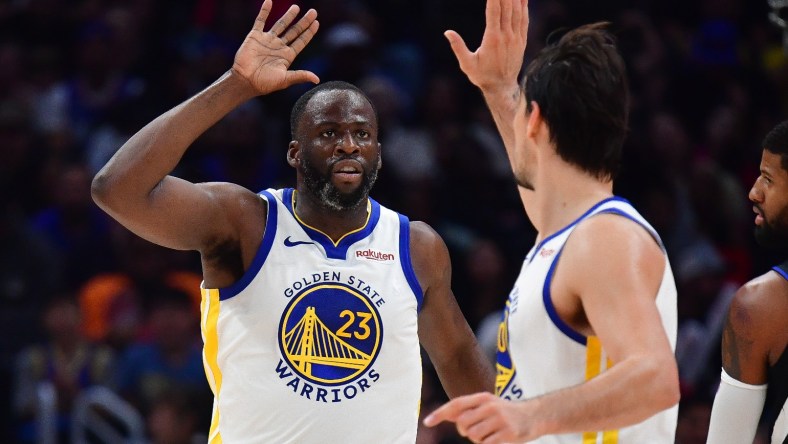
[496,197,679,443]
[200,188,423,443]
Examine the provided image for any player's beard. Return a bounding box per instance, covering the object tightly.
[754,203,788,251]
[301,155,379,211]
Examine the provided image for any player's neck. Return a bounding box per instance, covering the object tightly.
[292,190,370,242]
[533,162,613,240]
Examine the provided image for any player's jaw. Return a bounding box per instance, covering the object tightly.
[753,203,788,250]
[302,154,379,211]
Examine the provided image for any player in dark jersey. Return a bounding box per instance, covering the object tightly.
[707,121,788,444]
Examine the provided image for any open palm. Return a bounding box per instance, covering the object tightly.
[232,0,320,95]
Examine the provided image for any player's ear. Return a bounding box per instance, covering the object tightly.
[526,101,544,139]
[377,143,382,170]
[287,141,300,168]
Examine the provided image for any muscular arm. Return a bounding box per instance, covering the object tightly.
[532,215,680,432]
[92,73,261,252]
[91,2,319,275]
[410,221,495,398]
[719,276,782,384]
[425,215,680,442]
[707,273,788,443]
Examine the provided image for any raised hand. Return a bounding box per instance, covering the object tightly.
[445,0,528,94]
[232,0,320,95]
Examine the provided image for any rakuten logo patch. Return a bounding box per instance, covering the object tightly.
[356,249,395,262]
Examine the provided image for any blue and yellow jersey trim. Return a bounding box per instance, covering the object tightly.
[283,188,381,260]
[495,301,516,396]
[200,287,223,443]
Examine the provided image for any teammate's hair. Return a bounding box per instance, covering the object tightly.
[521,22,629,181]
[290,81,378,140]
[763,120,788,171]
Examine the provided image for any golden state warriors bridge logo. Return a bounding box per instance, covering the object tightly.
[496,299,523,400]
[277,282,383,402]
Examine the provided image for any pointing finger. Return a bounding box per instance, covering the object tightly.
[423,394,484,427]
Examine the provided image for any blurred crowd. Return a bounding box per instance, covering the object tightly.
[1,0,786,442]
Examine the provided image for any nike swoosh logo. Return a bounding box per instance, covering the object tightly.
[284,236,315,247]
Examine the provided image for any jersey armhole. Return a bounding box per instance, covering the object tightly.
[398,214,424,310]
[216,190,279,300]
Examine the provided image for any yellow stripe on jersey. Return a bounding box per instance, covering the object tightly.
[208,400,222,444]
[582,336,619,444]
[585,336,603,380]
[201,288,223,442]
[602,429,619,443]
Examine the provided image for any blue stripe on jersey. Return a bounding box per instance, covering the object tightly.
[596,208,666,252]
[218,190,279,300]
[773,265,788,281]
[528,196,626,264]
[282,188,382,260]
[542,246,587,346]
[540,198,666,346]
[398,214,424,310]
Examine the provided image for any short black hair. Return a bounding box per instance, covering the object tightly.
[763,120,788,171]
[522,23,629,181]
[289,80,378,140]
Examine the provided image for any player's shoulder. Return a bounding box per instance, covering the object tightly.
[406,220,450,268]
[570,211,660,257]
[408,220,441,243]
[732,270,788,322]
[199,182,267,218]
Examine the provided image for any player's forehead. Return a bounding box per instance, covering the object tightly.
[302,89,375,125]
[761,149,788,177]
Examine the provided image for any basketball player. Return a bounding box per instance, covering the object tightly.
[706,121,788,444]
[423,0,680,442]
[91,2,493,442]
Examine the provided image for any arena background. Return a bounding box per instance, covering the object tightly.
[0,0,785,442]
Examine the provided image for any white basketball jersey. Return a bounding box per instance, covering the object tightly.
[200,188,423,443]
[496,197,679,443]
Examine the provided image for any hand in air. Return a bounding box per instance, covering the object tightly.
[445,0,528,93]
[232,0,320,95]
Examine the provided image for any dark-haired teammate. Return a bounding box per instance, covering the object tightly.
[707,121,788,444]
[424,0,680,442]
[91,2,492,442]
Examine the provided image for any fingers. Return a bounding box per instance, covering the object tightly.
[423,393,486,427]
[464,417,499,443]
[511,0,522,34]
[520,0,529,40]
[290,19,319,54]
[269,4,301,36]
[486,0,501,33]
[481,431,508,444]
[284,69,320,87]
[500,0,512,31]
[280,7,317,44]
[251,0,273,33]
[444,30,471,70]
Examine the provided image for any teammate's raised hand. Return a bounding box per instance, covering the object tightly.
[232,0,320,95]
[445,0,528,94]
